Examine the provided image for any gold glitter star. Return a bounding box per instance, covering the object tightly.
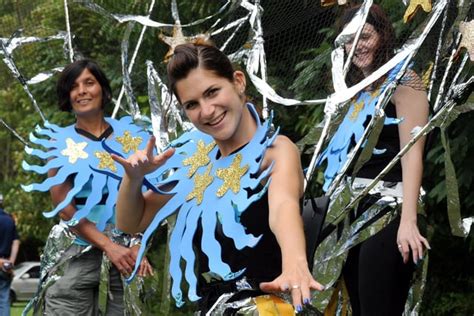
[95,151,117,173]
[216,154,249,197]
[403,0,432,23]
[186,164,214,205]
[349,100,365,121]
[459,20,474,62]
[61,138,88,164]
[116,131,142,153]
[183,140,216,178]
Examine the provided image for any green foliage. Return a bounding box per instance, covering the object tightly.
[0,0,472,314]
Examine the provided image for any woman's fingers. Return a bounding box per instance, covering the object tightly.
[110,153,128,166]
[151,147,175,166]
[145,135,156,158]
[290,284,303,312]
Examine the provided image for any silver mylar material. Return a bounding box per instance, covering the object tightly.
[63,0,74,62]
[26,67,64,85]
[120,22,141,119]
[112,0,156,119]
[0,118,29,146]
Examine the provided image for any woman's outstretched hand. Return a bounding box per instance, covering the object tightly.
[397,217,431,264]
[111,135,175,179]
[259,258,324,312]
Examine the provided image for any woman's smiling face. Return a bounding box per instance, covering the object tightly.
[175,67,247,145]
[69,68,104,117]
[345,23,381,76]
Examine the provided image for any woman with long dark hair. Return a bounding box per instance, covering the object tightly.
[333,5,431,315]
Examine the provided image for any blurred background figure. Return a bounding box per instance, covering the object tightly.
[0,193,20,316]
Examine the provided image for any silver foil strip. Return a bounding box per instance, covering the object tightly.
[26,67,64,85]
[112,0,156,119]
[146,60,176,152]
[63,0,74,62]
[1,40,50,122]
[427,7,449,101]
[80,0,232,29]
[0,118,29,146]
[0,32,68,55]
[432,32,462,112]
[120,22,141,119]
[1,30,70,124]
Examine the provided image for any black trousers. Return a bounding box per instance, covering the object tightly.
[342,209,415,316]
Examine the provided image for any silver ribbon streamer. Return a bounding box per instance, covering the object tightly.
[120,22,141,119]
[0,118,29,146]
[112,0,156,118]
[63,0,74,62]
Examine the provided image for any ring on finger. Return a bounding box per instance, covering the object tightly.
[291,285,300,290]
[397,244,402,249]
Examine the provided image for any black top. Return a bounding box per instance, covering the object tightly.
[0,208,19,258]
[194,190,281,309]
[356,101,402,182]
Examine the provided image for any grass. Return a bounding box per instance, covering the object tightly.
[10,301,28,316]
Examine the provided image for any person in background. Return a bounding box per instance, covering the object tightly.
[27,59,152,316]
[0,193,20,316]
[336,4,430,315]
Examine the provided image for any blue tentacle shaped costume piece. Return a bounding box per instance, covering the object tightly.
[22,116,151,230]
[317,61,406,191]
[102,103,277,307]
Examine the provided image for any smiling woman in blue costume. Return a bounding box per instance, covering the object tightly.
[318,4,431,316]
[23,59,152,315]
[113,39,324,314]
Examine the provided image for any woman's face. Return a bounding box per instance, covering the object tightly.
[175,67,248,146]
[345,23,381,75]
[69,68,103,117]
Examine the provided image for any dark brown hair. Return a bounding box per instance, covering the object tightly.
[167,39,235,103]
[341,4,396,87]
[56,59,112,112]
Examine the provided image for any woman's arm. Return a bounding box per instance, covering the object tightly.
[48,169,137,275]
[259,136,324,311]
[392,81,431,264]
[113,136,175,233]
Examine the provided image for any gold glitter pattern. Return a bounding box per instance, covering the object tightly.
[186,164,214,205]
[349,90,379,122]
[61,138,88,164]
[115,131,142,153]
[349,100,365,121]
[183,140,216,177]
[95,151,117,173]
[216,154,249,197]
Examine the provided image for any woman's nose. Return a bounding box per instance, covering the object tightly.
[77,83,87,95]
[200,101,215,118]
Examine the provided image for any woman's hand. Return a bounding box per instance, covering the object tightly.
[104,242,137,276]
[130,244,154,277]
[397,217,430,264]
[112,135,175,180]
[260,258,324,312]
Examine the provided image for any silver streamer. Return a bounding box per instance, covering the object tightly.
[63,0,74,62]
[112,0,156,118]
[26,67,64,85]
[120,22,141,119]
[0,118,29,146]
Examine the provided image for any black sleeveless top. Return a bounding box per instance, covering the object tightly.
[355,101,402,182]
[194,190,282,290]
